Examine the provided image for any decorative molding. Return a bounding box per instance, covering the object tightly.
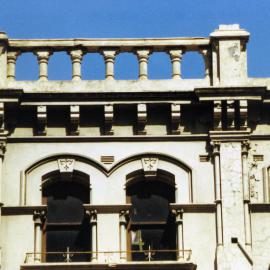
[171,104,181,134]
[141,157,159,177]
[7,134,209,143]
[70,105,80,135]
[104,105,114,135]
[137,104,147,135]
[213,100,222,130]
[36,105,47,135]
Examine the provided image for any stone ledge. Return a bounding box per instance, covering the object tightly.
[249,203,270,212]
[21,261,197,270]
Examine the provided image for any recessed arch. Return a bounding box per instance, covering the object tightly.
[21,153,107,206]
[21,152,193,205]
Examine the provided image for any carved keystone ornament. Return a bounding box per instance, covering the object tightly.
[57,159,75,177]
[141,157,159,178]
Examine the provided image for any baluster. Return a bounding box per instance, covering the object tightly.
[69,49,84,81]
[135,48,151,80]
[199,48,211,80]
[101,49,118,80]
[34,50,52,81]
[168,49,183,79]
[7,50,21,81]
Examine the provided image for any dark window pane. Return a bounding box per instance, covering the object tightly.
[43,178,91,262]
[127,180,175,222]
[47,196,85,224]
[127,179,176,261]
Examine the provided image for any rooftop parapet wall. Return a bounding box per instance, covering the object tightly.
[0,24,260,92]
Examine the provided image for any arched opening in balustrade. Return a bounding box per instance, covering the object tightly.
[42,170,91,262]
[48,52,72,80]
[148,53,171,80]
[16,52,38,81]
[181,52,205,79]
[115,53,138,80]
[126,171,176,261]
[82,53,105,80]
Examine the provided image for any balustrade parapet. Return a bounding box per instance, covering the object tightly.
[0,25,257,89]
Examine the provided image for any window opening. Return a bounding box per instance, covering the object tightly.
[127,179,176,261]
[42,177,90,262]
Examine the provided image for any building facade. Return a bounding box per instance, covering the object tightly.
[0,24,269,270]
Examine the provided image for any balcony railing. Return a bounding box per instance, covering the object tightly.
[24,249,192,264]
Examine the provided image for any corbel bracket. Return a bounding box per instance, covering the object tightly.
[36,105,47,135]
[70,105,80,135]
[137,104,147,135]
[171,103,181,134]
[104,105,114,135]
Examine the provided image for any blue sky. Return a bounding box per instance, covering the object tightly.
[0,0,269,79]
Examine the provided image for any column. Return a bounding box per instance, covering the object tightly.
[89,210,98,262]
[33,210,45,262]
[102,49,118,80]
[119,210,129,262]
[7,50,21,81]
[69,49,84,81]
[241,141,252,251]
[135,49,151,80]
[168,49,183,79]
[34,50,52,81]
[211,141,223,246]
[173,209,184,261]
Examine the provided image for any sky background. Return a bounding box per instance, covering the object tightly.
[0,0,269,80]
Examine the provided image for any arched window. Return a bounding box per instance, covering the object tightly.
[126,177,176,261]
[42,171,91,262]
